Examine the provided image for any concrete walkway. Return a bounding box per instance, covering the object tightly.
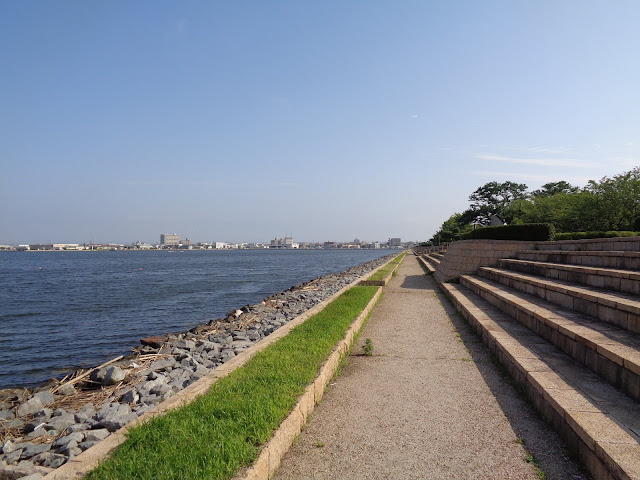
[273,255,586,480]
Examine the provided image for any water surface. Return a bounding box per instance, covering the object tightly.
[0,249,391,389]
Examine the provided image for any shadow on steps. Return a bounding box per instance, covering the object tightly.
[430,278,590,480]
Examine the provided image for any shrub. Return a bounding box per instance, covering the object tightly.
[553,231,640,240]
[462,223,555,241]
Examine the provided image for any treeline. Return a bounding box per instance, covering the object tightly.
[428,166,640,244]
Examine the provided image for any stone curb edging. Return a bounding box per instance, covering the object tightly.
[234,287,383,480]
[43,256,395,479]
[360,253,405,286]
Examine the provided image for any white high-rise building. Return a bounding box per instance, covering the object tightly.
[160,233,180,246]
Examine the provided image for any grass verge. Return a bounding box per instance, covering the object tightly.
[87,285,379,480]
[368,252,406,282]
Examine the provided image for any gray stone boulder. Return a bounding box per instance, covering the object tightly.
[25,427,48,440]
[43,453,67,468]
[3,439,18,454]
[61,444,82,457]
[119,389,139,404]
[46,413,75,432]
[20,442,51,460]
[174,339,195,350]
[91,365,126,385]
[149,383,170,396]
[74,403,95,423]
[96,404,137,432]
[149,358,174,371]
[78,440,100,451]
[168,368,189,380]
[220,351,236,363]
[17,397,44,418]
[83,429,110,442]
[4,447,23,463]
[68,423,90,433]
[0,409,15,420]
[52,432,84,450]
[32,391,55,406]
[168,377,189,391]
[57,383,77,396]
[33,408,52,421]
[103,366,126,385]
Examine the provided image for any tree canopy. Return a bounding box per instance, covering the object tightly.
[427,166,640,244]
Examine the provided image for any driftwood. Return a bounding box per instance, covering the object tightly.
[50,355,124,394]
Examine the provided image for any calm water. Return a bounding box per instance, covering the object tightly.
[0,249,391,389]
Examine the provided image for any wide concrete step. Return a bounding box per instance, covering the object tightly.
[461,274,640,402]
[431,252,444,260]
[499,259,640,296]
[441,281,640,480]
[517,250,640,270]
[417,255,435,274]
[478,267,640,334]
[424,253,441,265]
[535,237,640,252]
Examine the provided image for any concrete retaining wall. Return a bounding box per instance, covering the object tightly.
[434,240,534,283]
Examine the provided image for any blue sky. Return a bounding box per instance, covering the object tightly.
[1,1,639,244]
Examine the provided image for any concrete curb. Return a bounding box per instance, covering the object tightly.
[43,256,394,479]
[234,287,383,480]
[360,253,405,286]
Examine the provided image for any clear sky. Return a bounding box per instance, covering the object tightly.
[1,1,639,244]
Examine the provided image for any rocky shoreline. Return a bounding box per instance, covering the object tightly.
[0,254,394,480]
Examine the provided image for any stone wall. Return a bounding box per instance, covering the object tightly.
[412,245,448,255]
[535,236,640,251]
[434,240,534,283]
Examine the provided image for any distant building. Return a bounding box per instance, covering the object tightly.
[489,214,507,226]
[388,237,402,248]
[270,235,294,248]
[53,244,81,250]
[160,233,180,246]
[323,241,338,249]
[29,244,53,251]
[270,238,282,248]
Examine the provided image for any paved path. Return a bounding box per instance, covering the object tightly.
[273,255,585,480]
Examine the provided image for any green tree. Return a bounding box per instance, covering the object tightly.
[429,213,472,244]
[465,181,529,225]
[531,181,579,197]
[585,167,640,231]
[504,192,601,232]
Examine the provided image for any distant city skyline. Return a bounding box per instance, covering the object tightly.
[0,233,407,248]
[2,2,638,245]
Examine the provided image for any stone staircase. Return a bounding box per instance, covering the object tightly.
[438,238,640,480]
[415,247,446,275]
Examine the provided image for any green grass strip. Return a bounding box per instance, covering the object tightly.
[368,252,406,282]
[87,285,379,480]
